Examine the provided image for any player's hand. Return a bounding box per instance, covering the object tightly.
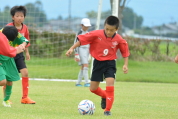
[74,58,80,62]
[19,44,25,50]
[21,43,26,49]
[15,45,25,54]
[26,52,30,60]
[175,55,178,63]
[74,54,80,62]
[66,49,73,56]
[123,65,128,74]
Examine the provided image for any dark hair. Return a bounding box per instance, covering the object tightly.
[10,6,27,17]
[2,26,18,41]
[104,16,119,29]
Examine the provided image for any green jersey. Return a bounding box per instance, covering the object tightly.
[9,32,29,47]
[0,31,28,81]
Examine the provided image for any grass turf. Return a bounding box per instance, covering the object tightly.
[26,58,178,83]
[0,80,177,119]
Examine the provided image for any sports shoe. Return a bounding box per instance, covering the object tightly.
[84,83,90,87]
[101,98,106,109]
[2,100,11,107]
[104,111,111,116]
[21,97,36,104]
[76,84,83,87]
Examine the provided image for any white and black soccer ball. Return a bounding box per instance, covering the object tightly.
[78,99,95,115]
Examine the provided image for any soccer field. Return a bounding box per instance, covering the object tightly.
[0,80,177,119]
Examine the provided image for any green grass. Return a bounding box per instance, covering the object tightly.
[117,60,178,83]
[26,57,178,83]
[0,81,178,119]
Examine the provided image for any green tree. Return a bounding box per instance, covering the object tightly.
[86,10,111,19]
[24,1,47,26]
[134,26,155,35]
[0,6,11,27]
[0,0,47,28]
[86,7,143,32]
[122,7,143,29]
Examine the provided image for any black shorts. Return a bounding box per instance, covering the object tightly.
[91,59,117,82]
[14,52,27,72]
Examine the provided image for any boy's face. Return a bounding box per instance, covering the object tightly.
[12,12,25,25]
[81,24,89,31]
[104,24,118,37]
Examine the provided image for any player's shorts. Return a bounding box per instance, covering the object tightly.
[0,58,20,82]
[90,59,116,82]
[78,47,90,65]
[0,63,6,81]
[14,53,27,72]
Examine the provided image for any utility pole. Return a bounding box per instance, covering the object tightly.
[90,0,103,76]
[111,0,119,17]
[68,0,71,30]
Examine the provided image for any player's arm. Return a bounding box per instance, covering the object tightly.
[123,57,128,74]
[66,41,81,56]
[73,35,80,61]
[175,54,178,64]
[0,35,24,57]
[118,40,130,74]
[16,32,29,47]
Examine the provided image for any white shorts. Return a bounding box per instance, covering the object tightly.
[78,47,89,65]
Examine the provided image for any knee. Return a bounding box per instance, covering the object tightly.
[20,69,28,77]
[0,80,6,86]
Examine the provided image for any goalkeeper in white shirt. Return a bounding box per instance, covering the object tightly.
[74,18,91,87]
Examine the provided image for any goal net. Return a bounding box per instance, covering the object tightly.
[0,0,110,80]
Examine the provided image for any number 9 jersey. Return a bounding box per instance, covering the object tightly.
[77,29,130,61]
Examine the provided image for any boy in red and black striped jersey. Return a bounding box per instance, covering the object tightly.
[66,16,130,116]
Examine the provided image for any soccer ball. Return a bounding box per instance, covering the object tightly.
[78,99,95,115]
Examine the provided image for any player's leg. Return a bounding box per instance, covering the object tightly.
[83,64,90,87]
[104,77,115,116]
[76,65,83,87]
[0,68,7,86]
[1,65,7,98]
[15,53,35,104]
[0,75,7,102]
[90,81,105,97]
[20,68,35,104]
[79,48,90,87]
[89,59,107,109]
[2,58,20,107]
[103,60,116,116]
[3,81,12,107]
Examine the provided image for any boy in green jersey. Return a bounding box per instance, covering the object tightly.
[0,26,28,107]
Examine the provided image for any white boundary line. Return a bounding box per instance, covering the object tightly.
[28,78,106,83]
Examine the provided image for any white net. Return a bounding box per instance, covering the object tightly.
[0,0,110,80]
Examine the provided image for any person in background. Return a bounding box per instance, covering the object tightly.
[3,5,35,104]
[74,18,91,87]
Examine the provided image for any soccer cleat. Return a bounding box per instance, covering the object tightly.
[21,97,36,104]
[2,100,11,107]
[76,84,83,87]
[101,98,106,109]
[104,111,111,116]
[84,83,90,87]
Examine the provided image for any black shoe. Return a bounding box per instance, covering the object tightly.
[101,98,106,109]
[104,111,111,116]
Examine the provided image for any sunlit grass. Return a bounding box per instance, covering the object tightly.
[0,81,177,119]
